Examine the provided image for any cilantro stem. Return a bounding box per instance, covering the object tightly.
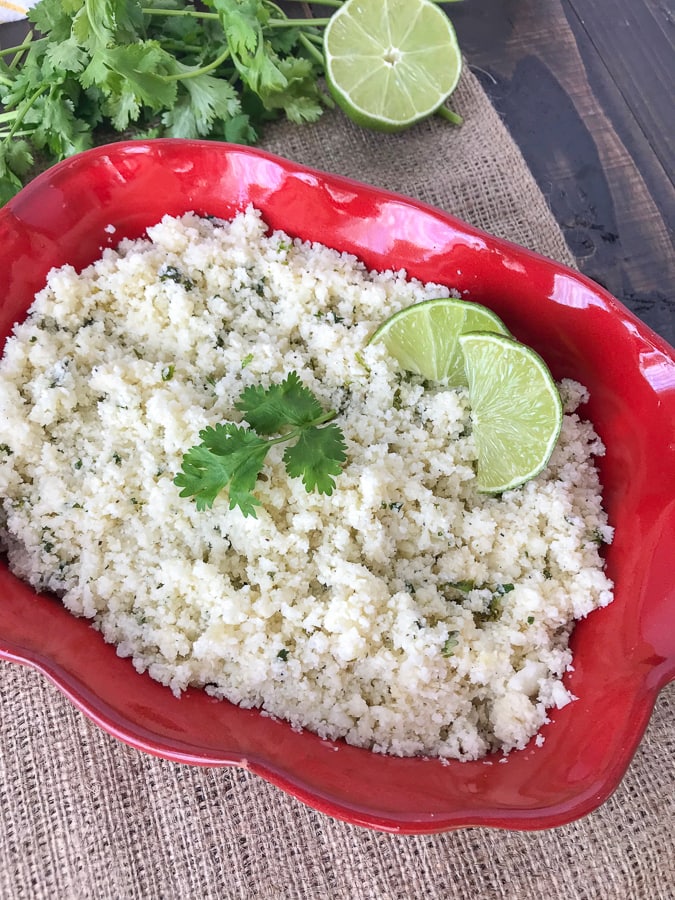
[141,7,219,21]
[298,33,324,66]
[141,2,330,28]
[1,84,48,145]
[161,47,232,82]
[262,408,338,450]
[281,0,344,5]
[303,32,324,47]
[141,7,330,29]
[268,17,330,27]
[0,38,39,59]
[0,128,34,138]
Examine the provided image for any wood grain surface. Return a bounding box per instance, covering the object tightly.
[449,0,674,345]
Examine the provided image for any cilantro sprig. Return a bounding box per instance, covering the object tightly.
[174,372,347,516]
[0,0,465,202]
[0,0,331,203]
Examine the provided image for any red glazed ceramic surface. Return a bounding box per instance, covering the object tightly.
[1,140,673,833]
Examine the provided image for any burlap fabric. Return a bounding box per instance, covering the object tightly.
[1,67,673,899]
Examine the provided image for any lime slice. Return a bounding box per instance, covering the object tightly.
[368,298,509,385]
[323,0,462,132]
[458,332,563,493]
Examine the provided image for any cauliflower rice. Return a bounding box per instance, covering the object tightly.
[0,207,613,760]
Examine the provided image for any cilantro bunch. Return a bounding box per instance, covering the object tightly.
[174,372,347,516]
[0,0,332,203]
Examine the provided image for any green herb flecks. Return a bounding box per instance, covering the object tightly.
[448,579,475,593]
[442,632,459,657]
[159,266,194,290]
[473,584,515,624]
[174,371,347,517]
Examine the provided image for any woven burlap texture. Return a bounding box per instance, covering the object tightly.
[1,66,673,900]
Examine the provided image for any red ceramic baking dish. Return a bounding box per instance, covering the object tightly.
[0,140,673,833]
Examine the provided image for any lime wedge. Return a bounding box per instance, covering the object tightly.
[368,298,510,385]
[458,332,563,493]
[323,0,462,132]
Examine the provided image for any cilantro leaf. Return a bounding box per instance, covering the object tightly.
[222,112,258,145]
[0,0,339,200]
[0,138,33,177]
[80,42,177,112]
[256,56,325,124]
[174,422,267,515]
[28,0,76,42]
[283,423,347,495]
[181,72,240,126]
[175,373,347,515]
[0,140,33,205]
[19,86,93,160]
[236,371,323,434]
[161,68,240,138]
[208,0,267,58]
[43,37,88,76]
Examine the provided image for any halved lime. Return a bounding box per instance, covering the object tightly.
[323,0,462,132]
[458,332,563,493]
[368,298,509,385]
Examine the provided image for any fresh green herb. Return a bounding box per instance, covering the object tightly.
[588,527,606,545]
[354,351,370,375]
[159,266,194,289]
[495,583,514,595]
[470,585,515,624]
[0,1,465,203]
[241,353,254,369]
[174,371,346,516]
[473,595,502,625]
[161,364,175,381]
[0,0,329,203]
[527,616,535,625]
[442,632,459,657]
[449,579,475,593]
[276,648,289,661]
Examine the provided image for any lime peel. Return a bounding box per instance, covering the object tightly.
[458,332,564,494]
[367,297,510,385]
[323,0,463,133]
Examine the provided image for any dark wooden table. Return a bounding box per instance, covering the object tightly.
[448,0,674,347]
[2,2,673,345]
